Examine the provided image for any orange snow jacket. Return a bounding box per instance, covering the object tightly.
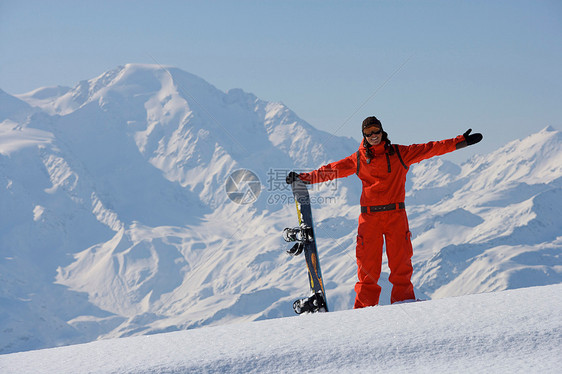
[299,136,466,207]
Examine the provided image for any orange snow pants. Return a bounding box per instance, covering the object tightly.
[354,207,415,308]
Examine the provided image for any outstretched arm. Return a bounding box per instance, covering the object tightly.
[401,129,483,166]
[288,153,357,185]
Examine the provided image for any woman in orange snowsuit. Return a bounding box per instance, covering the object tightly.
[290,116,482,308]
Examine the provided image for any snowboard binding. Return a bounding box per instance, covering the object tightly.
[283,224,313,256]
[293,292,327,314]
[286,242,304,256]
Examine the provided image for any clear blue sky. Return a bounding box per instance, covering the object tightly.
[1,0,561,163]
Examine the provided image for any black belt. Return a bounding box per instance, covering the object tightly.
[361,202,405,213]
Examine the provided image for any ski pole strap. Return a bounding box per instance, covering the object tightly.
[361,202,405,213]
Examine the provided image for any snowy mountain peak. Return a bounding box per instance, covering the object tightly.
[0,89,36,122]
[454,126,562,191]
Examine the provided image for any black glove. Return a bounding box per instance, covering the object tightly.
[286,171,300,184]
[464,129,483,145]
[456,128,483,149]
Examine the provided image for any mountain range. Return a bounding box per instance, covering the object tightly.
[1,64,560,354]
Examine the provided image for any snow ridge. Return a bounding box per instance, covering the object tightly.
[1,284,560,373]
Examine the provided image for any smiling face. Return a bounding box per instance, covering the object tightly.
[363,125,383,146]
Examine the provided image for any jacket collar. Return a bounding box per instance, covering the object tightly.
[362,140,388,154]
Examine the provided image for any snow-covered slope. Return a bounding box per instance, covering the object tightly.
[408,127,562,298]
[1,284,560,373]
[1,64,561,355]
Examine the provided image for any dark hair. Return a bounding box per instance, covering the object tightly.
[362,116,382,131]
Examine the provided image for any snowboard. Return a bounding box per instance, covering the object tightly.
[283,178,328,314]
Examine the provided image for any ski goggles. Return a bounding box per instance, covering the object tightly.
[363,128,382,137]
